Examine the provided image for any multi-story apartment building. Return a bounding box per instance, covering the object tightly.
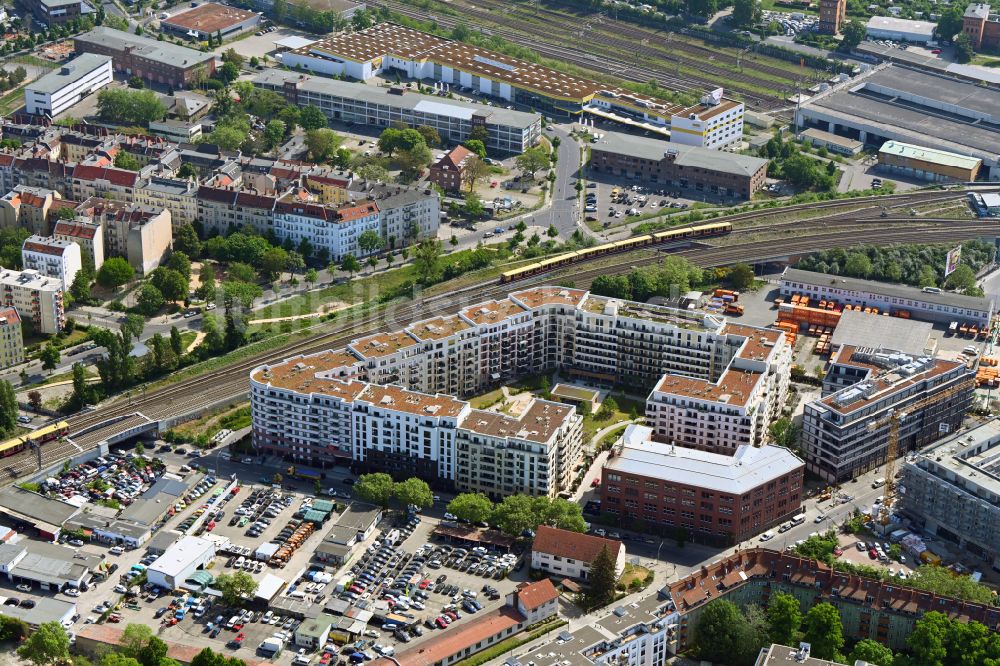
[456,399,582,499]
[601,424,804,544]
[196,186,278,236]
[0,308,24,370]
[272,196,380,262]
[428,145,475,192]
[21,235,82,290]
[70,164,139,202]
[250,287,791,494]
[0,185,65,236]
[646,324,790,451]
[0,269,65,335]
[254,69,542,154]
[802,346,975,482]
[77,199,172,276]
[134,176,198,228]
[53,219,104,270]
[348,183,440,247]
[74,27,217,88]
[900,418,1000,569]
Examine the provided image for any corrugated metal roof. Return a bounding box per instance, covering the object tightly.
[879,140,983,169]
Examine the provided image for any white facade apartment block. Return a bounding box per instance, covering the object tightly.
[583,623,673,666]
[21,235,82,290]
[53,219,105,271]
[272,200,380,262]
[670,101,745,150]
[25,54,113,118]
[0,269,65,335]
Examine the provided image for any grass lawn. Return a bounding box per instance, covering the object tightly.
[173,402,251,439]
[582,393,645,440]
[469,388,506,409]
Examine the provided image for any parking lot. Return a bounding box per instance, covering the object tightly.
[582,179,699,233]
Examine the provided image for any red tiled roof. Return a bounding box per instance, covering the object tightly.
[337,202,378,222]
[390,606,525,666]
[23,240,69,256]
[234,191,277,210]
[514,579,559,610]
[197,185,237,204]
[532,525,623,564]
[0,307,20,326]
[0,155,15,167]
[72,164,138,187]
[77,625,271,666]
[438,144,474,170]
[54,221,98,240]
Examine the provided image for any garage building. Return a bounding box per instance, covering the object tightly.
[866,16,937,42]
[877,140,982,182]
[147,535,215,590]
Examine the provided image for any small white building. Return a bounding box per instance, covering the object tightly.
[24,54,113,118]
[21,235,82,290]
[865,16,937,42]
[147,535,215,591]
[530,525,626,581]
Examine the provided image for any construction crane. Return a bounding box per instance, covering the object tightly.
[866,378,975,525]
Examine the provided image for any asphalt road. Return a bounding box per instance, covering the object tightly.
[529,125,586,238]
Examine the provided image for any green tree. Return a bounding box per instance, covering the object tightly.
[114,151,141,171]
[304,128,341,160]
[393,477,433,510]
[547,224,558,239]
[490,495,537,535]
[728,263,755,289]
[263,120,286,151]
[586,544,618,608]
[17,621,70,666]
[844,252,873,278]
[298,104,328,130]
[693,600,759,666]
[304,268,318,286]
[221,281,262,310]
[97,257,135,290]
[136,283,165,315]
[40,344,60,371]
[0,615,28,642]
[685,0,717,17]
[946,264,978,292]
[415,124,441,148]
[27,390,42,412]
[463,138,487,159]
[150,267,188,302]
[955,32,975,63]
[168,252,191,281]
[214,571,258,606]
[221,48,244,67]
[340,254,361,278]
[446,493,494,524]
[848,639,894,666]
[173,223,201,258]
[358,229,385,256]
[177,163,198,180]
[768,417,800,449]
[96,88,166,125]
[353,472,396,508]
[260,247,289,281]
[732,0,760,27]
[70,362,94,408]
[0,380,17,435]
[468,125,488,144]
[197,262,217,301]
[936,3,965,41]
[396,143,433,180]
[515,146,551,177]
[841,19,867,48]
[908,611,949,666]
[463,192,484,218]
[200,314,224,354]
[766,592,802,646]
[224,311,246,351]
[801,602,844,661]
[226,262,257,284]
[412,239,443,284]
[170,326,183,358]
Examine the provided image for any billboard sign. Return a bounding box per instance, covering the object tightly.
[945,246,962,277]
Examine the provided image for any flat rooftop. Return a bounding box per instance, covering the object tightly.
[0,487,80,530]
[405,314,470,342]
[511,286,588,309]
[819,357,964,414]
[916,418,1000,498]
[462,399,576,444]
[605,424,804,494]
[460,298,528,326]
[830,309,932,356]
[654,367,763,408]
[866,15,936,37]
[149,535,214,577]
[349,330,419,359]
[161,3,257,33]
[591,130,768,177]
[255,69,540,130]
[781,267,994,312]
[26,54,111,95]
[800,65,1000,162]
[879,140,983,170]
[358,384,466,419]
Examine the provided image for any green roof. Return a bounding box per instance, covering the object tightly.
[312,500,335,513]
[878,140,982,170]
[304,509,329,523]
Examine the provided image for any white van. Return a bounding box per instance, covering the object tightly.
[759,531,775,542]
[872,477,886,489]
[790,513,806,526]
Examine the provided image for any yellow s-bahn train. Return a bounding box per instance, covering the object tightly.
[0,421,70,458]
[499,221,732,284]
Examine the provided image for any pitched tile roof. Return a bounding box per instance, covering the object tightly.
[0,307,20,326]
[532,525,622,564]
[514,579,559,610]
[387,606,524,666]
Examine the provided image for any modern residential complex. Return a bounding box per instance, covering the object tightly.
[159,3,260,41]
[253,69,542,154]
[74,27,217,88]
[900,418,1000,569]
[588,131,767,200]
[530,526,625,580]
[779,267,995,326]
[276,23,744,147]
[795,65,1000,180]
[23,55,113,118]
[600,424,804,543]
[0,308,24,370]
[802,345,974,482]
[0,269,65,335]
[21,235,82,290]
[250,287,791,496]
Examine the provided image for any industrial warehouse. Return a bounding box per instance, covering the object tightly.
[796,64,1000,179]
[159,3,261,41]
[278,22,744,147]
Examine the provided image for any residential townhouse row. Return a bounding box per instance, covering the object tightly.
[249,286,793,496]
